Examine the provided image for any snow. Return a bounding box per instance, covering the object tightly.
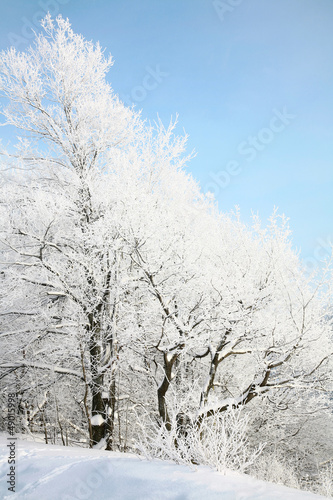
[0,434,328,500]
[90,414,105,426]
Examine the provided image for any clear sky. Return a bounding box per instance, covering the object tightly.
[0,0,332,270]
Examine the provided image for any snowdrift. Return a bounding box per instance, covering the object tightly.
[0,435,328,500]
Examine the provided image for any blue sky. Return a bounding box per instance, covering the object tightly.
[0,0,332,269]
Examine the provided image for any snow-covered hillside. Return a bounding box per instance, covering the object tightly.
[0,435,328,500]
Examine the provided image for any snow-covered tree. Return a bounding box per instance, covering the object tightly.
[0,14,201,448]
[0,14,141,448]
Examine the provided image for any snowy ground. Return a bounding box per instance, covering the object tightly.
[0,434,329,500]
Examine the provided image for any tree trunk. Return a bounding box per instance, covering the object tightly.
[88,309,116,448]
[157,352,178,431]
